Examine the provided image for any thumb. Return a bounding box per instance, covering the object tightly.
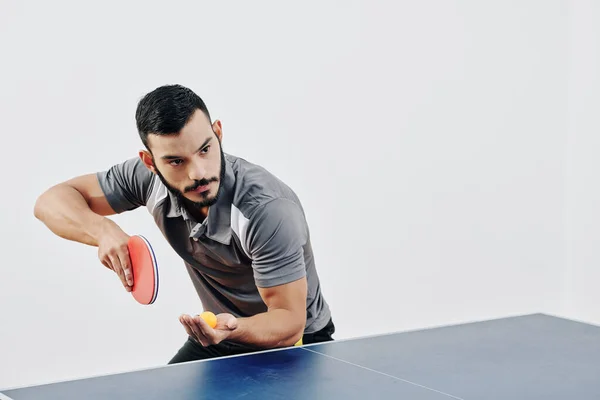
[226,317,238,330]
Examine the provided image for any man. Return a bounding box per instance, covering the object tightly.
[33,84,334,363]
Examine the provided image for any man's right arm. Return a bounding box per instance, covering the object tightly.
[33,173,119,247]
[33,157,155,291]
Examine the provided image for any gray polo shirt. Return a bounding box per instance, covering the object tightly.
[96,153,332,335]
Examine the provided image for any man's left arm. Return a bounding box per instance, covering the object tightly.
[228,276,307,348]
[229,197,309,347]
[180,197,309,348]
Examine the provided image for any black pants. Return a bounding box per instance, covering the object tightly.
[168,318,335,364]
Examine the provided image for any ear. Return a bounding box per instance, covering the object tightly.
[139,150,156,174]
[212,119,223,142]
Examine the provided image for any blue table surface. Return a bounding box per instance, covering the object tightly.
[2,313,600,399]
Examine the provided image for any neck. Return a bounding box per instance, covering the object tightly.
[182,198,210,223]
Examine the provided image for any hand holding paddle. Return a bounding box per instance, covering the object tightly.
[95,221,160,305]
[96,219,134,292]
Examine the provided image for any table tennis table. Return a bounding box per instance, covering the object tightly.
[1,313,599,399]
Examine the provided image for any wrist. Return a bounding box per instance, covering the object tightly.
[86,215,114,245]
[227,317,247,343]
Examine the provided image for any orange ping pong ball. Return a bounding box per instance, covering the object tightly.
[199,311,217,328]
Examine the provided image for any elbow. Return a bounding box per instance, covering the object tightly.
[285,331,304,347]
[33,186,55,221]
[279,316,306,348]
[33,184,64,221]
[33,192,46,221]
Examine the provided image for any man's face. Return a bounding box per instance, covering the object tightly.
[141,109,225,209]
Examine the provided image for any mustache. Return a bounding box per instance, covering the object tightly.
[184,177,218,192]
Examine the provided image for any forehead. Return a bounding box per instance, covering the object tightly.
[148,110,213,155]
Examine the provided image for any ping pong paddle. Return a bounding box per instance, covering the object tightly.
[127,235,159,305]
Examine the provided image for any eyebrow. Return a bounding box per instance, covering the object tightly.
[161,136,213,160]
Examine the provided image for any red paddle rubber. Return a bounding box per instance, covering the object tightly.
[127,235,159,305]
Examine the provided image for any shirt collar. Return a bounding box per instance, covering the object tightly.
[165,153,235,245]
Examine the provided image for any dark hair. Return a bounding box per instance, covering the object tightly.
[135,84,211,149]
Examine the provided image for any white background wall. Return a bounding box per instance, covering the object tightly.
[0,0,579,391]
[565,0,600,325]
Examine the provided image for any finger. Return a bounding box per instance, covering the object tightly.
[179,315,196,338]
[107,253,121,277]
[100,258,113,271]
[108,253,130,291]
[194,315,213,335]
[179,315,201,344]
[116,247,133,287]
[186,316,210,345]
[187,317,207,342]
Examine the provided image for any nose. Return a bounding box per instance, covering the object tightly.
[188,159,206,181]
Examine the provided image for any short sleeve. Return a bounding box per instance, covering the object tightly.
[246,198,308,288]
[96,157,155,213]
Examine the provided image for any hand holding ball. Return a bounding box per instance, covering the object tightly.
[199,311,217,328]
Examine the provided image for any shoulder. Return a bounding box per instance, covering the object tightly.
[227,154,305,220]
[225,154,308,251]
[96,157,158,213]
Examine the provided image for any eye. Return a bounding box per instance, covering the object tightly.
[200,146,210,154]
[169,159,184,166]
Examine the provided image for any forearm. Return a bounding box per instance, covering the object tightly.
[229,308,305,348]
[33,184,111,247]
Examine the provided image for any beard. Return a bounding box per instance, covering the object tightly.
[153,143,227,210]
